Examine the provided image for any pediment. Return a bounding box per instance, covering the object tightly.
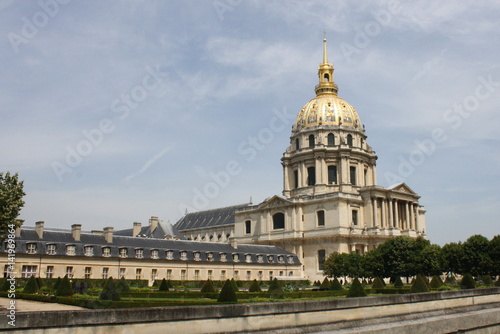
[258,195,293,209]
[389,182,417,195]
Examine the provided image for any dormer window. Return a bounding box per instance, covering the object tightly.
[220,253,227,262]
[180,251,187,260]
[245,254,252,263]
[102,247,111,257]
[26,243,37,254]
[47,244,56,255]
[194,252,201,261]
[278,255,284,264]
[135,248,144,259]
[267,255,274,262]
[151,249,159,259]
[66,245,76,256]
[84,246,94,257]
[119,248,128,258]
[232,253,239,262]
[287,256,294,264]
[207,252,213,261]
[257,254,264,263]
[166,250,174,260]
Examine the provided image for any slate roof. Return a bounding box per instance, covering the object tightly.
[114,220,184,239]
[3,227,300,265]
[175,203,251,232]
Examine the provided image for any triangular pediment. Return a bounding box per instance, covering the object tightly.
[258,195,293,209]
[389,182,417,195]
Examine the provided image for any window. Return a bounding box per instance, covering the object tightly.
[289,271,293,277]
[293,170,299,189]
[166,250,174,260]
[180,251,187,260]
[295,138,300,150]
[135,268,142,280]
[21,265,37,278]
[328,165,337,184]
[120,248,128,258]
[287,256,294,264]
[194,252,201,261]
[102,247,111,257]
[267,255,274,262]
[66,245,75,256]
[194,270,200,281]
[347,134,353,147]
[84,267,91,279]
[317,210,325,227]
[350,166,356,185]
[234,271,239,280]
[269,271,274,281]
[220,270,226,280]
[308,134,315,148]
[119,268,125,278]
[27,243,36,254]
[278,255,284,264]
[307,166,316,186]
[46,266,54,278]
[102,267,109,279]
[327,133,335,146]
[323,73,329,82]
[272,212,285,230]
[258,271,263,281]
[318,250,326,271]
[84,246,94,257]
[4,265,9,278]
[166,269,172,280]
[352,210,358,225]
[151,269,158,281]
[257,255,264,263]
[208,270,212,280]
[135,249,144,259]
[151,250,159,259]
[220,253,227,262]
[246,271,251,281]
[66,266,74,278]
[245,254,252,263]
[180,270,186,281]
[245,220,251,234]
[207,252,213,261]
[233,253,239,262]
[47,244,56,255]
[279,271,284,276]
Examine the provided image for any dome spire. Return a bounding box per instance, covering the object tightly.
[315,34,338,96]
[323,31,328,64]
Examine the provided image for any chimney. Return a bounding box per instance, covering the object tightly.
[71,224,81,241]
[103,227,114,243]
[149,216,159,232]
[15,226,21,238]
[230,238,237,249]
[35,221,44,239]
[132,222,142,237]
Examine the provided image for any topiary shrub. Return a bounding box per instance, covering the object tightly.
[347,278,367,298]
[482,275,492,286]
[460,274,476,289]
[313,280,320,286]
[0,278,10,292]
[158,278,169,292]
[319,277,330,290]
[217,279,237,303]
[53,277,62,291]
[248,279,262,292]
[329,277,343,291]
[430,275,443,289]
[268,278,284,299]
[410,275,430,293]
[200,279,216,293]
[116,277,130,294]
[494,277,500,287]
[372,277,386,289]
[393,276,404,288]
[55,275,74,297]
[362,279,368,286]
[23,276,39,294]
[445,275,456,285]
[230,278,239,292]
[100,277,121,301]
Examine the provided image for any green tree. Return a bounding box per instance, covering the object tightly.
[363,248,384,278]
[371,277,385,289]
[116,277,130,294]
[158,278,169,292]
[442,242,463,275]
[329,277,343,291]
[429,275,443,289]
[419,244,444,276]
[268,278,284,299]
[100,277,121,301]
[323,252,351,279]
[462,235,492,276]
[248,279,262,292]
[55,275,74,297]
[410,274,430,293]
[200,279,216,293]
[230,278,239,292]
[23,275,39,294]
[319,277,331,290]
[217,279,237,303]
[488,235,500,276]
[460,273,476,289]
[346,278,367,298]
[376,236,421,279]
[0,172,25,238]
[393,276,404,288]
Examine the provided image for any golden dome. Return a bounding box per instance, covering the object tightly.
[293,37,363,132]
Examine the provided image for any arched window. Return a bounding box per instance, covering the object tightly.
[323,73,329,82]
[295,138,300,150]
[272,212,285,230]
[327,133,335,146]
[347,134,353,147]
[308,134,315,148]
[307,167,316,186]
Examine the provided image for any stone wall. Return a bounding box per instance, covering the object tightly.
[3,288,500,333]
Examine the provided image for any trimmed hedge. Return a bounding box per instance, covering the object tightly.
[461,274,476,289]
[217,279,237,303]
[347,278,367,298]
[248,279,262,292]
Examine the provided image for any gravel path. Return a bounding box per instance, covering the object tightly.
[0,297,86,312]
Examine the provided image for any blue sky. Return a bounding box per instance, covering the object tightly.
[1,0,499,245]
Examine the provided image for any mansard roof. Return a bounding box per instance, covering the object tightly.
[115,220,184,239]
[3,226,300,265]
[175,203,251,232]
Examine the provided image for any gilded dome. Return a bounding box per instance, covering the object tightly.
[293,37,363,132]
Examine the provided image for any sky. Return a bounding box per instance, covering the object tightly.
[1,0,499,246]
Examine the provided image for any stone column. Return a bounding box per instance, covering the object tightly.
[283,164,290,192]
[394,200,399,228]
[372,197,378,227]
[381,199,386,228]
[405,202,410,230]
[388,198,393,228]
[315,157,322,184]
